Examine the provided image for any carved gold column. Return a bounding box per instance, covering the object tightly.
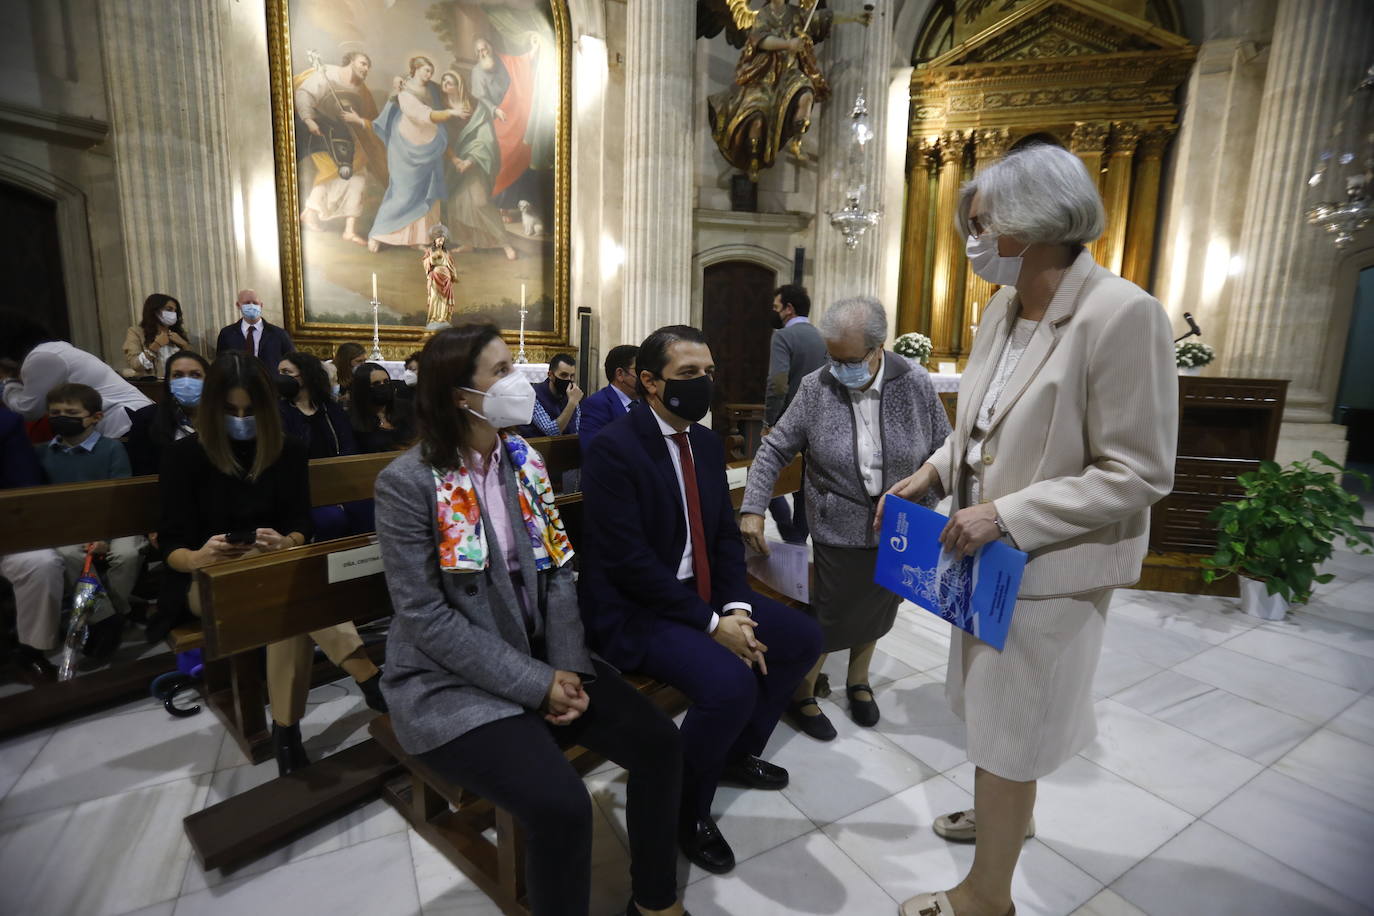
[1122,125,1175,289]
[1070,122,1110,193]
[1097,121,1141,272]
[960,127,1011,353]
[929,130,969,359]
[897,137,937,335]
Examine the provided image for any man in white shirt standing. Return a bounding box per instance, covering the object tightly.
[215,289,295,368]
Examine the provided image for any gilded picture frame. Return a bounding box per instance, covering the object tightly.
[266,0,572,358]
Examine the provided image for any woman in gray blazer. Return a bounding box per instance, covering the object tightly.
[885,145,1177,916]
[374,324,690,916]
[740,296,950,741]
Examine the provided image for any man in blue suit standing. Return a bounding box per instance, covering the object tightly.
[215,289,295,369]
[579,325,822,875]
[578,344,639,444]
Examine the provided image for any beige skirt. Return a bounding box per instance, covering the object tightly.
[946,588,1112,782]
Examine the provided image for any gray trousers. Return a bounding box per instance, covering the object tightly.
[57,537,145,617]
[1,549,64,650]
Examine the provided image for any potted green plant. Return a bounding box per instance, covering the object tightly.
[1175,340,1214,376]
[1202,452,1373,619]
[894,331,933,366]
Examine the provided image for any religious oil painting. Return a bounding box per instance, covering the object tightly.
[267,0,570,351]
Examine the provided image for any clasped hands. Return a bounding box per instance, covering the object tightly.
[875,464,1002,557]
[544,669,588,726]
[713,611,768,675]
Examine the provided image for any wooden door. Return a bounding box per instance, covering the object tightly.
[702,260,776,438]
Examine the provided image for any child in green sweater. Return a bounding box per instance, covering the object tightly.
[37,384,144,643]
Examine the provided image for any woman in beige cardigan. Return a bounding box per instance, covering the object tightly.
[123,293,192,376]
[887,144,1178,916]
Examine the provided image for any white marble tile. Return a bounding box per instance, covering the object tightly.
[818,646,916,691]
[1100,614,1212,668]
[824,776,1102,916]
[1091,648,1163,700]
[1070,889,1148,916]
[212,680,375,771]
[1273,728,1374,815]
[1113,670,1317,765]
[944,756,1193,886]
[408,828,504,916]
[112,904,177,916]
[1173,646,1362,725]
[1204,769,1374,904]
[1113,820,1367,916]
[180,763,406,893]
[1224,626,1374,691]
[872,673,969,774]
[172,831,418,916]
[1262,610,1374,660]
[764,696,935,825]
[877,605,953,673]
[1326,693,1374,747]
[684,830,896,916]
[2,701,223,820]
[1323,578,1374,618]
[1111,590,1259,645]
[0,773,208,916]
[0,726,52,801]
[1080,700,1262,816]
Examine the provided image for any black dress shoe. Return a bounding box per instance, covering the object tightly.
[358,671,388,713]
[272,721,311,777]
[720,755,789,790]
[10,645,57,685]
[787,697,837,741]
[626,898,692,916]
[846,683,880,727]
[679,817,735,874]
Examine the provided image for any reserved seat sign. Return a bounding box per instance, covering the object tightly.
[326,541,385,584]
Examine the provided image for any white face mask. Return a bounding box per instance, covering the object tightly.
[402,369,418,387]
[462,371,535,429]
[158,310,179,327]
[966,233,1030,287]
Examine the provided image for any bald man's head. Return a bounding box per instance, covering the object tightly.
[237,289,264,323]
[236,289,262,306]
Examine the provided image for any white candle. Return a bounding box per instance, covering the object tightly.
[371,272,377,301]
[972,301,980,324]
[520,283,526,310]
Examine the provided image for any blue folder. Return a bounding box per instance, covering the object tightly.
[873,495,1027,651]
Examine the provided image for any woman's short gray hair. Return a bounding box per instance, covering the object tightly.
[819,296,888,349]
[956,143,1105,246]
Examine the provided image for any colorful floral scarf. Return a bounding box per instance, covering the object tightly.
[434,433,574,573]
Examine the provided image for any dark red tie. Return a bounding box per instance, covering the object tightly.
[670,432,712,603]
[244,324,256,355]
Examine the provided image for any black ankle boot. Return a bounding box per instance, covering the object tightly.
[272,721,310,777]
[358,671,388,713]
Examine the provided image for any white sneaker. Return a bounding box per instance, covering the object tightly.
[932,808,1035,843]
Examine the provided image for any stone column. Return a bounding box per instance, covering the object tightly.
[1069,122,1110,193]
[1222,0,1374,458]
[897,137,937,334]
[97,0,238,354]
[811,1,896,319]
[1122,124,1175,290]
[1098,121,1141,274]
[929,129,969,359]
[960,127,1011,354]
[621,0,695,344]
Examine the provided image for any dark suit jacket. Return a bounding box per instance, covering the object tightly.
[578,402,751,668]
[215,320,295,369]
[578,384,632,445]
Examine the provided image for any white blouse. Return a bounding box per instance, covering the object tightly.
[965,317,1039,505]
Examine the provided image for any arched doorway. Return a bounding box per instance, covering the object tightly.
[0,183,71,341]
[701,260,777,438]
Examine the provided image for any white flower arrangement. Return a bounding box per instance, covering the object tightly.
[1175,340,1215,369]
[894,332,933,365]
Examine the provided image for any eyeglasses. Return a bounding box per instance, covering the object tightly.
[828,348,875,370]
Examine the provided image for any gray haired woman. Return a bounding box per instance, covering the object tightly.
[884,144,1177,916]
[740,296,951,741]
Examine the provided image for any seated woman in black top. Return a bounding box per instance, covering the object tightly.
[277,352,372,539]
[373,326,687,916]
[348,361,415,453]
[158,352,386,775]
[128,350,207,478]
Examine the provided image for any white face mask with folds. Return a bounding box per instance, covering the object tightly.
[966,233,1030,287]
[462,371,535,429]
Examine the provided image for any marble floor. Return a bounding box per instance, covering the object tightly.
[2,544,1372,916]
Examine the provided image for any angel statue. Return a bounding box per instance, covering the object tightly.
[423,224,456,329]
[699,0,873,179]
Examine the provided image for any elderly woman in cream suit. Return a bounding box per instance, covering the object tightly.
[886,144,1178,916]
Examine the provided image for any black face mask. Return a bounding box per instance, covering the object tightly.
[276,374,301,400]
[552,377,572,396]
[658,375,712,423]
[769,311,784,330]
[50,416,89,439]
[370,384,395,406]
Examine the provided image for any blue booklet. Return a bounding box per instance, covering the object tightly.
[874,495,1027,651]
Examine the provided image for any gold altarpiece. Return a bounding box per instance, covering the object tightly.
[897,0,1196,361]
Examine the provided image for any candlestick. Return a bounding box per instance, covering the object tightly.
[369,297,383,361]
[514,283,530,364]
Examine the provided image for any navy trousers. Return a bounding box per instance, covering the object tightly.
[637,590,822,819]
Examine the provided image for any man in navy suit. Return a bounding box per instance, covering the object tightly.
[579,325,822,874]
[215,289,295,369]
[578,343,639,444]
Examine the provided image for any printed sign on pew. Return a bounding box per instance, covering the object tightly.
[326,541,386,585]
